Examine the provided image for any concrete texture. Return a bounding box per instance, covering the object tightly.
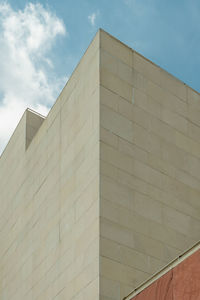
[0,29,200,300]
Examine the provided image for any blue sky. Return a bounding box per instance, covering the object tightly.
[8,0,200,89]
[0,0,200,153]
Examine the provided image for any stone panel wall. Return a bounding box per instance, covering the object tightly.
[99,30,200,300]
[0,32,100,300]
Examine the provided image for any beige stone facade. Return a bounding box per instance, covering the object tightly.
[0,29,200,300]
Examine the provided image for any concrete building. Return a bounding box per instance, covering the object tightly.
[0,29,200,300]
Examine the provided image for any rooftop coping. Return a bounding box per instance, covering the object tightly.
[123,241,200,300]
[124,240,200,300]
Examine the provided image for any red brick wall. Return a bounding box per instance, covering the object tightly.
[132,249,200,300]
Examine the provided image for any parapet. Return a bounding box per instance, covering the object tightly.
[25,109,45,149]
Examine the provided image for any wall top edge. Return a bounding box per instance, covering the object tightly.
[26,108,46,119]
[124,240,200,300]
[99,28,200,97]
[1,28,199,158]
[0,29,100,157]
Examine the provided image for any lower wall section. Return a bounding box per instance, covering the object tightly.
[131,249,200,300]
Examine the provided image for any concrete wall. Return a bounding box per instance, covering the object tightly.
[99,30,200,300]
[0,31,100,300]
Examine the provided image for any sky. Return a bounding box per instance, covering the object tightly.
[0,0,200,154]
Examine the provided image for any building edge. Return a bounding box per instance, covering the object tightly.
[124,240,200,300]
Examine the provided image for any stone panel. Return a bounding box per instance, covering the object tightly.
[99,29,200,300]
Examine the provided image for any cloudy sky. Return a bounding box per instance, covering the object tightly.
[0,0,200,154]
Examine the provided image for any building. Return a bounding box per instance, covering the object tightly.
[0,29,200,300]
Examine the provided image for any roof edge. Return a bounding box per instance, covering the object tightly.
[124,240,200,300]
[99,28,200,97]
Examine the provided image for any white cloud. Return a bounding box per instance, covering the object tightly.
[88,12,97,26]
[0,2,67,154]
